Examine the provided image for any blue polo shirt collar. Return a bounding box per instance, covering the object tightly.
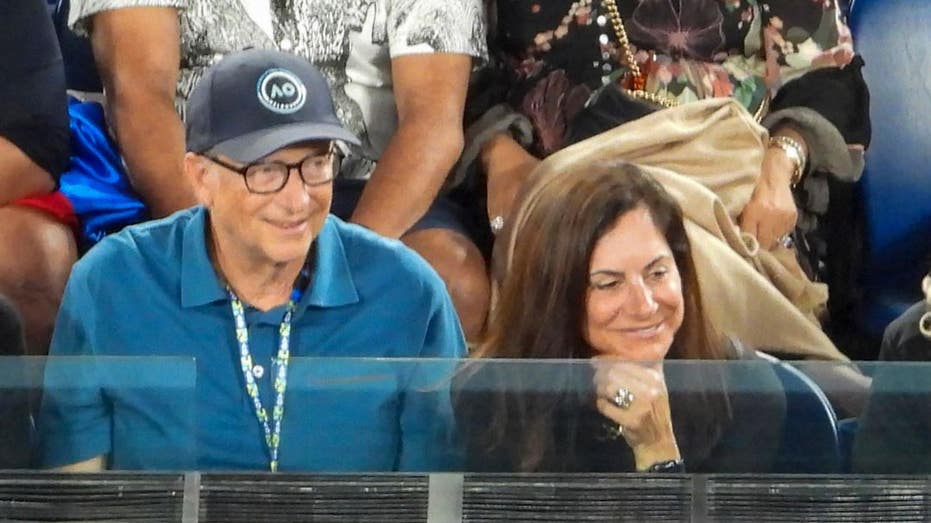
[303,216,360,310]
[180,209,359,310]
[180,207,227,308]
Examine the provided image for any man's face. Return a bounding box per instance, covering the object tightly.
[196,141,334,267]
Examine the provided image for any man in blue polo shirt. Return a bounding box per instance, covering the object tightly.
[38,49,467,472]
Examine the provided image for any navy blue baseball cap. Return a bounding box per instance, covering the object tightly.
[185,48,359,163]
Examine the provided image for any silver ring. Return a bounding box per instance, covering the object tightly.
[601,422,626,440]
[613,387,635,410]
[778,234,794,248]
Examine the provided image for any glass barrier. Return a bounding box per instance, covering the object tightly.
[4,356,931,476]
[0,356,197,471]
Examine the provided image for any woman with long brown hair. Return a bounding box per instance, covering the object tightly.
[454,161,785,472]
[452,0,870,371]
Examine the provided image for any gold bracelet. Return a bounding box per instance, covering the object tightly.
[769,135,807,187]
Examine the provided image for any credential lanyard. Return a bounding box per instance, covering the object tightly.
[228,287,303,472]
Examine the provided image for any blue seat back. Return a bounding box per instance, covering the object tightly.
[836,417,858,473]
[840,0,853,16]
[849,0,931,337]
[767,358,841,473]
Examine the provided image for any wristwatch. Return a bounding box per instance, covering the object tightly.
[647,459,685,473]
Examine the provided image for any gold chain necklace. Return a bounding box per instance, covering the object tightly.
[601,0,678,108]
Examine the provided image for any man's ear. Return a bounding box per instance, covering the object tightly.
[184,152,214,206]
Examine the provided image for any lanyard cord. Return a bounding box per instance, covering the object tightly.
[226,248,316,472]
[226,254,312,472]
[228,289,297,472]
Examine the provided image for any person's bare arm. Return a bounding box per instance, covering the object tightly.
[349,53,471,238]
[54,454,106,472]
[89,6,195,217]
[738,126,808,249]
[481,133,540,226]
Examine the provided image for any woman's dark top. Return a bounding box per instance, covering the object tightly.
[453,348,785,473]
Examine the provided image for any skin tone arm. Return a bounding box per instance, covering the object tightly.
[481,133,540,225]
[349,53,471,238]
[482,126,809,249]
[89,7,196,217]
[738,127,809,250]
[54,454,106,472]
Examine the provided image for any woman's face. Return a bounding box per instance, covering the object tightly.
[583,206,685,361]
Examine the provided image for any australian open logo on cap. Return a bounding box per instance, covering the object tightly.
[256,68,306,114]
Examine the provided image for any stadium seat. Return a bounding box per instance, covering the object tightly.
[839,0,852,17]
[848,0,931,339]
[837,417,858,473]
[759,353,841,473]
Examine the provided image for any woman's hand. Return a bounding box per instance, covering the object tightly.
[481,133,541,231]
[738,128,809,250]
[738,147,799,250]
[593,359,681,471]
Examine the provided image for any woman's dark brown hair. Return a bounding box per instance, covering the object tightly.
[466,161,730,471]
[480,161,722,362]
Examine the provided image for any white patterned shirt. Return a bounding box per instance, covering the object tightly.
[69,0,487,169]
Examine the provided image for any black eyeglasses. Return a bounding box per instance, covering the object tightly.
[207,147,343,194]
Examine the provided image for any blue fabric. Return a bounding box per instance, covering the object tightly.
[58,98,149,248]
[38,208,467,471]
[849,0,931,337]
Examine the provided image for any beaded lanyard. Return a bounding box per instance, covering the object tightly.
[227,262,311,472]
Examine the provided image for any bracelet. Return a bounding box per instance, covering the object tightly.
[490,215,505,235]
[768,135,807,187]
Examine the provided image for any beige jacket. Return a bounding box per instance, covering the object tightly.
[499,98,846,361]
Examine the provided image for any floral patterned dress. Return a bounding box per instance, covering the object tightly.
[489,0,855,156]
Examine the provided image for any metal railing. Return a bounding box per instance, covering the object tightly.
[1,472,929,522]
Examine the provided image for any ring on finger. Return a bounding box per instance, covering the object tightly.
[600,421,627,440]
[613,387,635,410]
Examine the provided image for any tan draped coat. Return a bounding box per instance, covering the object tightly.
[497,98,846,361]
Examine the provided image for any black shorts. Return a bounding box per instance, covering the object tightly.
[0,0,71,180]
[0,110,71,182]
[331,178,493,259]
